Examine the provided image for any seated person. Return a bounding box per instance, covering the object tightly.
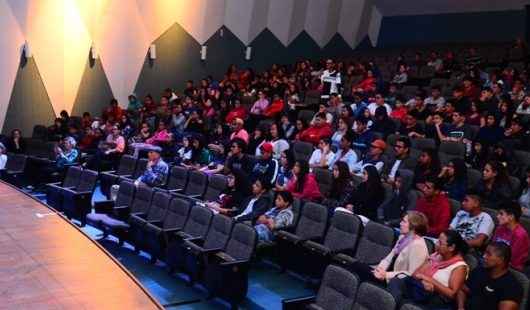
[286,160,322,202]
[383,136,417,183]
[450,194,495,250]
[382,171,411,223]
[275,150,295,191]
[457,241,523,310]
[352,117,374,154]
[371,211,429,283]
[473,161,513,209]
[518,167,530,216]
[255,191,295,243]
[388,230,469,308]
[134,148,168,188]
[438,158,468,201]
[0,143,6,170]
[174,136,192,165]
[328,132,358,173]
[351,139,386,175]
[416,178,451,237]
[87,125,125,170]
[206,169,252,215]
[492,201,530,271]
[413,148,441,190]
[224,138,254,176]
[54,136,79,169]
[298,112,332,145]
[323,161,355,212]
[308,138,335,170]
[343,165,385,221]
[250,143,279,186]
[234,178,272,224]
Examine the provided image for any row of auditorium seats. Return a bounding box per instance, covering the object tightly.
[86,181,256,307]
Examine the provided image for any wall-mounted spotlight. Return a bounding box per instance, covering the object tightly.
[149,44,157,60]
[90,44,98,60]
[23,41,32,58]
[245,46,252,61]
[200,45,207,61]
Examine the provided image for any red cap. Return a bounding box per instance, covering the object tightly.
[260,143,273,153]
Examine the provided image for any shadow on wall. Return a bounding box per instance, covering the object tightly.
[134,24,355,100]
[2,56,55,136]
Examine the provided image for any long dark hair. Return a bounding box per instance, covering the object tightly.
[449,158,467,184]
[295,159,310,193]
[443,230,469,256]
[486,160,511,187]
[364,165,383,193]
[332,161,352,194]
[231,168,252,200]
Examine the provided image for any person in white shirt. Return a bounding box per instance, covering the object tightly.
[367,93,392,116]
[424,86,446,109]
[320,59,341,99]
[328,133,358,173]
[450,194,495,250]
[309,138,335,170]
[0,143,7,170]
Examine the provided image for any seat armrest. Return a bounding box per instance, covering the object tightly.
[201,247,224,256]
[188,194,202,199]
[63,188,92,196]
[169,189,184,193]
[219,259,250,267]
[147,220,163,227]
[93,200,114,214]
[162,227,182,234]
[282,296,317,310]
[101,170,116,175]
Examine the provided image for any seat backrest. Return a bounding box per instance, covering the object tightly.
[130,185,154,214]
[76,169,98,192]
[295,202,328,241]
[313,168,333,198]
[467,168,482,190]
[116,155,137,175]
[203,214,234,250]
[354,282,396,310]
[62,166,83,188]
[410,138,436,150]
[32,125,48,140]
[298,109,315,124]
[315,265,359,310]
[203,174,228,202]
[439,141,466,157]
[167,166,188,191]
[225,223,257,261]
[184,171,208,196]
[145,191,171,222]
[449,199,461,218]
[509,176,521,198]
[183,205,213,238]
[355,221,395,265]
[510,268,529,310]
[115,180,136,208]
[5,154,27,171]
[132,158,149,179]
[397,169,414,192]
[292,141,314,161]
[163,197,192,229]
[324,212,362,253]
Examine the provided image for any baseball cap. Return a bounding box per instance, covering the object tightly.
[260,143,273,153]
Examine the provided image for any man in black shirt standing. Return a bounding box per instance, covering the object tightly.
[457,241,523,310]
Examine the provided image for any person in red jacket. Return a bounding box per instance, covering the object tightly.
[298,112,332,145]
[225,99,247,124]
[352,70,376,93]
[286,159,322,202]
[416,178,451,237]
[264,94,285,118]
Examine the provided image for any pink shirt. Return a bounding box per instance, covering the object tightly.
[250,98,269,114]
[106,134,125,153]
[230,129,249,144]
[146,129,171,145]
[492,224,530,270]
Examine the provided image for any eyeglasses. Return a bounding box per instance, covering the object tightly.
[394,144,405,149]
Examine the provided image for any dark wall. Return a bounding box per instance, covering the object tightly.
[2,57,55,135]
[378,10,525,47]
[71,57,114,117]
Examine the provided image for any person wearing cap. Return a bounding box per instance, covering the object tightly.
[0,142,7,170]
[135,147,168,188]
[351,139,387,175]
[251,143,279,186]
[55,136,79,169]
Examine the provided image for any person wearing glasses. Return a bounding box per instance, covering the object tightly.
[367,92,392,116]
[383,137,417,183]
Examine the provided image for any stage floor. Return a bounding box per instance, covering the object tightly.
[0,181,161,309]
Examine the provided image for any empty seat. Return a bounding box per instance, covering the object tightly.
[449,199,461,218]
[100,185,154,244]
[182,214,234,283]
[203,223,257,307]
[276,202,328,270]
[45,166,83,210]
[510,268,529,310]
[86,180,136,231]
[202,174,228,202]
[61,169,98,225]
[1,154,27,186]
[31,125,48,140]
[292,141,314,161]
[166,165,189,192]
[177,170,208,199]
[298,109,315,124]
[99,155,137,199]
[302,211,362,277]
[333,221,395,267]
[143,197,193,262]
[166,205,214,270]
[439,141,465,158]
[354,282,396,310]
[128,191,171,257]
[119,158,148,183]
[313,168,333,198]
[467,168,482,190]
[282,265,359,310]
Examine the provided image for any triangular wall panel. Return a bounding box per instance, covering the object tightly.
[71,57,114,117]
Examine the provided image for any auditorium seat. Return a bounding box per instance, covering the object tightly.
[510,268,529,310]
[99,155,137,199]
[86,180,136,231]
[301,211,362,277]
[313,168,333,198]
[128,191,171,259]
[173,170,208,199]
[166,165,189,192]
[182,214,234,284]
[439,141,466,164]
[1,153,27,186]
[202,174,228,202]
[292,141,314,162]
[142,197,192,263]
[203,222,257,307]
[119,158,148,183]
[282,265,359,310]
[45,166,82,211]
[333,221,395,268]
[467,168,482,190]
[353,282,396,310]
[410,138,436,150]
[100,185,154,245]
[61,169,98,226]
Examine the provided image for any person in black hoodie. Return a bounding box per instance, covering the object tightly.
[234,177,272,224]
[371,106,396,139]
[346,165,385,221]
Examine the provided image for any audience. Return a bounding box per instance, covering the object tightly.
[255,191,294,243]
[286,160,322,202]
[234,178,272,224]
[450,194,495,250]
[416,178,451,237]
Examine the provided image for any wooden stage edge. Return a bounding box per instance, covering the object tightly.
[0,180,163,309]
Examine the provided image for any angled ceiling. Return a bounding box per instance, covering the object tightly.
[374,0,528,16]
